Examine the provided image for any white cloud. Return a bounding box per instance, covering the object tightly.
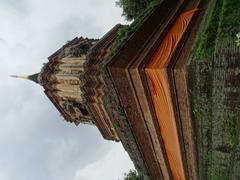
[74,144,134,180]
[0,171,9,180]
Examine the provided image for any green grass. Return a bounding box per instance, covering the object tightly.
[192,0,223,60]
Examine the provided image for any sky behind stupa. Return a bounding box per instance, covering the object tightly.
[0,0,134,179]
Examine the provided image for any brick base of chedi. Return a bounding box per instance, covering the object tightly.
[13,0,211,179]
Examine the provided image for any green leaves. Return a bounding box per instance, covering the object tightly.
[122,170,144,180]
[116,0,157,20]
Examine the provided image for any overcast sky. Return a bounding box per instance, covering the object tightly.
[0,0,134,180]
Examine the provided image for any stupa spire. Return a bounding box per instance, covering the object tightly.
[10,75,29,79]
[10,73,40,84]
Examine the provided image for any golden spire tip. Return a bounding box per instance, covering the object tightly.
[10,75,29,79]
[10,75,19,78]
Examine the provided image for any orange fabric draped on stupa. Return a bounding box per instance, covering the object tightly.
[145,8,199,180]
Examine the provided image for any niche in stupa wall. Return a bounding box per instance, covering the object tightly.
[59,100,77,120]
[59,99,92,122]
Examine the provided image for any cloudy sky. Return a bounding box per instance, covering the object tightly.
[0,0,134,180]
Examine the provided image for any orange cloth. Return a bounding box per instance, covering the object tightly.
[145,9,198,180]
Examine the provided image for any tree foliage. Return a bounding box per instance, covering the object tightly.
[116,0,157,20]
[122,170,144,180]
[109,0,160,59]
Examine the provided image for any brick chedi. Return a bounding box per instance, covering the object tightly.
[14,36,121,141]
[107,0,209,179]
[14,0,214,179]
[14,25,146,175]
[41,37,97,126]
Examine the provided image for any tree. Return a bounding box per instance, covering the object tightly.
[116,0,156,20]
[122,170,144,180]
